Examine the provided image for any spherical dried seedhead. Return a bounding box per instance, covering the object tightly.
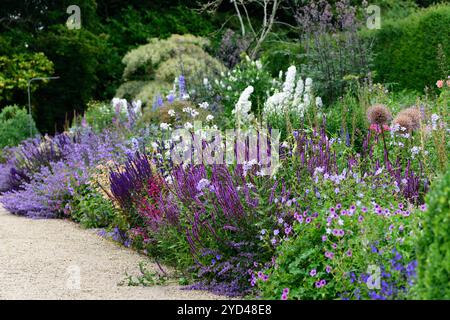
[393,114,414,133]
[399,107,421,130]
[367,104,392,125]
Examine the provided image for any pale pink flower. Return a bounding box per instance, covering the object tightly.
[436,80,444,88]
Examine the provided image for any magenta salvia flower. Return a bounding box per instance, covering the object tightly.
[310,269,317,277]
[326,266,332,273]
[336,203,342,209]
[346,250,352,257]
[325,251,334,259]
[322,235,327,242]
[420,204,426,212]
[319,279,327,287]
[305,217,312,224]
[362,207,368,213]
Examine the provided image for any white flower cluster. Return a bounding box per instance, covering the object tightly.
[182,107,199,118]
[232,85,255,127]
[263,66,322,122]
[431,114,440,131]
[111,98,142,118]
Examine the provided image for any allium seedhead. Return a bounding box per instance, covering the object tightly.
[367,104,392,125]
[397,107,421,130]
[393,114,414,133]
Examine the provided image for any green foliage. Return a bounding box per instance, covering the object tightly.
[0,105,37,148]
[0,52,54,103]
[213,57,274,121]
[260,40,305,78]
[82,101,117,133]
[33,26,114,132]
[103,5,215,53]
[117,34,226,106]
[416,170,450,299]
[257,157,421,300]
[71,185,117,228]
[122,262,169,287]
[372,4,450,92]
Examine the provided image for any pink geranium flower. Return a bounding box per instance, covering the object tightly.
[436,80,444,88]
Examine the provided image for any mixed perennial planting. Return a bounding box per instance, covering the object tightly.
[0,59,448,300]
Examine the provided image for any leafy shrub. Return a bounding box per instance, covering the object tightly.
[117,34,226,106]
[0,105,38,148]
[33,25,115,132]
[82,101,118,133]
[0,53,53,104]
[213,57,274,120]
[372,4,450,92]
[71,185,117,228]
[416,170,450,299]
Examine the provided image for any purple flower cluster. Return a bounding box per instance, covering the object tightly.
[0,129,128,218]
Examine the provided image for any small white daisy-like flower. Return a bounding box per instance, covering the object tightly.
[160,123,171,130]
[184,122,194,130]
[199,102,209,109]
[206,114,214,122]
[168,109,176,117]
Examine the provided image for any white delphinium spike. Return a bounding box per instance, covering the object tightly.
[282,66,297,96]
[304,93,310,107]
[316,97,323,108]
[293,78,304,105]
[233,86,255,126]
[305,78,313,93]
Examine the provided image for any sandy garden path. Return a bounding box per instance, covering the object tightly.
[0,204,222,300]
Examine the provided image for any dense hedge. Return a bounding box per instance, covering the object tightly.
[373,5,450,92]
[416,169,450,299]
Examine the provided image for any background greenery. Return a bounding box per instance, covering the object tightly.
[0,0,448,132]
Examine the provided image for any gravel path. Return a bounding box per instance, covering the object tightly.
[0,204,222,300]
